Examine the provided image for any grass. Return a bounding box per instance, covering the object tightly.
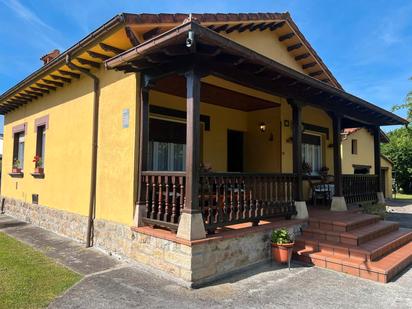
[0,232,82,309]
[393,193,412,200]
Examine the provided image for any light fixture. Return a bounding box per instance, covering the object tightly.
[259,122,267,132]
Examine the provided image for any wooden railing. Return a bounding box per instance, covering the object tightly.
[200,173,296,232]
[342,174,379,205]
[141,171,186,230]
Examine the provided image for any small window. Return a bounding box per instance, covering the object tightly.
[36,125,46,168]
[351,139,358,155]
[13,131,25,169]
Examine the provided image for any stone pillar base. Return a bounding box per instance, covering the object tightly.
[377,192,385,204]
[293,201,308,220]
[331,196,347,211]
[176,212,206,240]
[134,203,146,227]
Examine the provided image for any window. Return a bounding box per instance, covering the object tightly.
[148,118,187,171]
[302,133,322,175]
[13,131,25,169]
[36,125,46,168]
[351,139,358,154]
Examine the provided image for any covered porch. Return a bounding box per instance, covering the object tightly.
[105,20,407,241]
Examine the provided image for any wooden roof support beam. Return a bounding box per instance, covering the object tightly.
[295,53,310,61]
[321,78,330,83]
[226,23,242,33]
[16,93,35,100]
[163,45,190,56]
[76,58,100,69]
[36,83,57,91]
[87,50,110,61]
[9,98,28,104]
[309,70,323,77]
[99,42,125,54]
[30,86,49,93]
[25,90,43,97]
[125,26,140,46]
[214,24,229,32]
[250,23,266,32]
[238,23,254,33]
[302,62,317,70]
[279,32,295,41]
[287,43,303,52]
[260,22,276,31]
[42,79,64,87]
[50,74,71,83]
[143,27,160,40]
[58,70,81,79]
[269,21,286,31]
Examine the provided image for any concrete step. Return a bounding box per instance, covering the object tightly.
[339,221,400,246]
[309,212,380,233]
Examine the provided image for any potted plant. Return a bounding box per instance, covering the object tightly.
[33,155,43,174]
[12,159,21,173]
[271,228,294,264]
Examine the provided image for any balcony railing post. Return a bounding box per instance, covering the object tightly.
[177,67,206,240]
[134,73,150,227]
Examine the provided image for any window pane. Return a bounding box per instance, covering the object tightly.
[173,143,185,171]
[18,140,24,169]
[156,142,169,171]
[302,134,321,174]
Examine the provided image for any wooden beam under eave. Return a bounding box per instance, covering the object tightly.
[125,26,140,46]
[87,50,110,61]
[36,83,57,91]
[269,21,285,31]
[226,23,242,33]
[58,70,81,79]
[295,53,310,61]
[16,94,34,101]
[25,90,43,97]
[321,78,330,83]
[30,86,49,93]
[99,42,125,54]
[279,32,295,41]
[50,74,71,83]
[42,79,64,87]
[287,43,303,52]
[259,22,276,31]
[238,23,254,33]
[309,70,323,77]
[250,23,266,32]
[213,24,229,32]
[143,27,160,41]
[76,58,100,69]
[302,62,317,70]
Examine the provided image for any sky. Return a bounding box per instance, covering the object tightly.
[0,0,411,132]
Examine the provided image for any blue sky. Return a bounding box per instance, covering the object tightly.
[0,0,411,132]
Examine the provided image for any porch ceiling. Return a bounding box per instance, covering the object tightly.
[105,21,408,128]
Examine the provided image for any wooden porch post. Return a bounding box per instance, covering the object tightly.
[332,114,343,196]
[134,74,150,226]
[176,68,206,240]
[373,126,383,193]
[290,100,303,201]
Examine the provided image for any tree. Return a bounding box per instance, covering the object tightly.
[392,77,412,122]
[382,127,412,193]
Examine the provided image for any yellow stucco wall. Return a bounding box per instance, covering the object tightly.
[2,69,138,225]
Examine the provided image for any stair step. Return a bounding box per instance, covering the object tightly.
[309,213,380,232]
[339,221,400,246]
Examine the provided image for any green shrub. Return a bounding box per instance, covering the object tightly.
[271,228,293,244]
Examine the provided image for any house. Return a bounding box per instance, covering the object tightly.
[0,13,410,286]
[341,128,393,198]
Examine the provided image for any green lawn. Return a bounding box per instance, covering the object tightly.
[0,232,82,309]
[393,193,412,200]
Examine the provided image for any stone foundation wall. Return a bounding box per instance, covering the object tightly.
[1,196,302,286]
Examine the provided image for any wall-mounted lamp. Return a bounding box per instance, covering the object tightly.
[259,122,267,132]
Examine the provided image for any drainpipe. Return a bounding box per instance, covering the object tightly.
[65,54,100,248]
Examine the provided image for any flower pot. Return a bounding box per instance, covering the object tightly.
[12,168,21,173]
[271,242,294,264]
[34,167,44,174]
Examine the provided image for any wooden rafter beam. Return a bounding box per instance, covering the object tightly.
[287,43,303,52]
[295,53,310,61]
[321,78,330,83]
[76,58,100,69]
[9,98,28,104]
[226,23,242,33]
[87,50,110,61]
[50,74,71,83]
[279,32,295,41]
[250,23,266,32]
[125,26,140,46]
[36,83,57,91]
[260,22,276,31]
[16,93,34,100]
[42,79,64,87]
[99,42,125,54]
[143,27,160,40]
[238,23,254,33]
[30,86,49,93]
[58,70,81,79]
[309,70,323,77]
[25,90,43,97]
[163,45,190,56]
[269,21,286,31]
[302,62,317,70]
